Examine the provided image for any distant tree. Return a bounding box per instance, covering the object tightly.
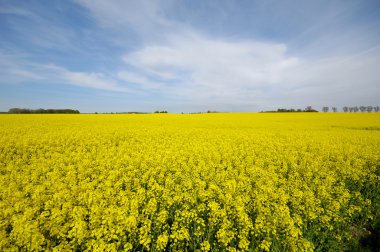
[367,106,373,112]
[261,107,319,113]
[374,106,380,112]
[353,106,359,112]
[9,108,31,113]
[305,106,318,112]
[8,108,79,114]
[359,106,366,112]
[343,106,348,112]
[332,107,337,112]
[8,108,22,113]
[322,107,329,112]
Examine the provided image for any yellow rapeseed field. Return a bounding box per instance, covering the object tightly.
[1,113,379,251]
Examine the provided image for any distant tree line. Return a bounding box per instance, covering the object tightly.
[322,107,338,112]
[261,106,318,113]
[343,106,379,112]
[8,108,80,114]
[321,106,380,112]
[154,110,168,113]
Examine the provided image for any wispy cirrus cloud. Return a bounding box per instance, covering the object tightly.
[60,70,125,92]
[0,52,127,92]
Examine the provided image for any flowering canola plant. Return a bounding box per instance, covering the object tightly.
[0,113,379,251]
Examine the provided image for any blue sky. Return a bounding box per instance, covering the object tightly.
[1,0,380,113]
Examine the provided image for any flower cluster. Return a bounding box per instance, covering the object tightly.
[0,113,379,251]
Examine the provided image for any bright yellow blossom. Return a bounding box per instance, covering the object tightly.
[0,113,379,251]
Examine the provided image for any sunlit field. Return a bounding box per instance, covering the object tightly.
[1,113,379,251]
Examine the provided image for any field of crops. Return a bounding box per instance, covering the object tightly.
[0,113,379,251]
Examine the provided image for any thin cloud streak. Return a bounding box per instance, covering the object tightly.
[0,54,128,92]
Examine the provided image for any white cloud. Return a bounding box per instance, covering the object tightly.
[0,55,128,92]
[40,65,134,92]
[75,0,174,40]
[280,47,380,106]
[122,33,300,102]
[0,6,35,17]
[0,51,44,83]
[62,71,123,91]
[119,30,380,110]
[117,71,162,90]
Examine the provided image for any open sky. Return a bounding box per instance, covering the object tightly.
[1,0,380,113]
